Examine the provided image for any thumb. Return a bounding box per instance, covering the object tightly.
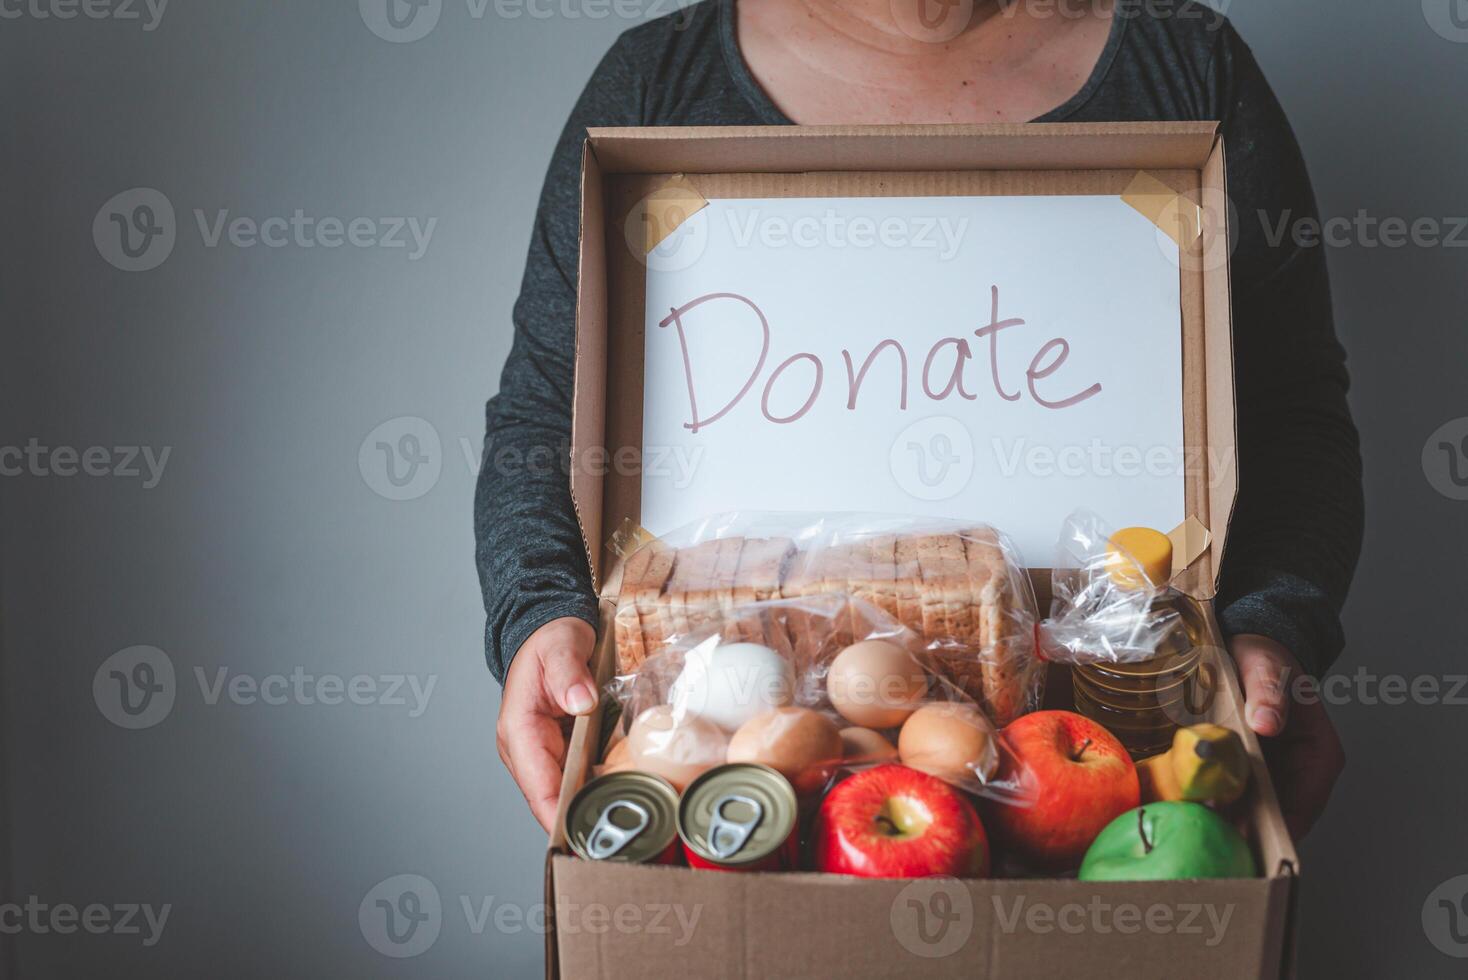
[1230,633,1295,738]
[541,637,599,718]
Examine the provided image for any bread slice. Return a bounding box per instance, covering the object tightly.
[893,535,923,637]
[673,540,722,639]
[614,543,653,671]
[862,535,900,624]
[637,542,675,659]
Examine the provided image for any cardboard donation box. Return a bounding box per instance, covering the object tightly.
[547,124,1298,980]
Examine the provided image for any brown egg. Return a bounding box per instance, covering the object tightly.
[898,702,999,785]
[839,726,899,765]
[825,640,929,729]
[625,704,729,791]
[727,707,843,795]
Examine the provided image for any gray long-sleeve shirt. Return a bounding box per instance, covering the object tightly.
[475,0,1363,681]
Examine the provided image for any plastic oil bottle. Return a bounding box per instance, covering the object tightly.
[1070,527,1216,759]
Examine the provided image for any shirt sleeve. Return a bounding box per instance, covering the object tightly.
[475,40,642,682]
[1208,26,1364,676]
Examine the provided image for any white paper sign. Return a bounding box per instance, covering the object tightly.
[640,195,1184,563]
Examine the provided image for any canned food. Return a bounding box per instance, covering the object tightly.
[678,763,799,872]
[565,771,681,865]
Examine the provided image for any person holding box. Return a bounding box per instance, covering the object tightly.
[476,0,1360,840]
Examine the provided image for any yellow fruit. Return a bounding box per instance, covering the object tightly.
[1138,724,1249,805]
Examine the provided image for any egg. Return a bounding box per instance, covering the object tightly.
[825,639,928,728]
[898,702,999,785]
[669,641,795,732]
[596,736,635,776]
[839,726,899,765]
[726,707,843,795]
[625,704,729,791]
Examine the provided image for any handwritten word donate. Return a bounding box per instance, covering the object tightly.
[659,286,1103,433]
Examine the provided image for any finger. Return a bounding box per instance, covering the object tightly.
[1231,638,1294,737]
[504,710,570,833]
[541,643,598,718]
[1262,699,1344,840]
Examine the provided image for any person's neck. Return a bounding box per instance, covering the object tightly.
[789,0,1018,53]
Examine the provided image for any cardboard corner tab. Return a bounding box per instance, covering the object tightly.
[1122,170,1202,248]
[634,174,708,253]
[1168,515,1213,576]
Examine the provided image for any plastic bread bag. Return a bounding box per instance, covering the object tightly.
[610,512,1042,727]
[602,593,1027,804]
[1035,509,1188,666]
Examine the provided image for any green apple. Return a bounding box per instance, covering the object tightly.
[1078,801,1255,881]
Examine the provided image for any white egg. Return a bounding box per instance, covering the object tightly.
[669,642,795,733]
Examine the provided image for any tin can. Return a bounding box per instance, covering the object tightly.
[564,771,681,865]
[678,763,799,872]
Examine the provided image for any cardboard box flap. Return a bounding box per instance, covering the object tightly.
[586,122,1221,176]
[570,125,1237,597]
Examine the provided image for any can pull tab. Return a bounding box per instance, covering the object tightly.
[707,794,763,860]
[585,799,649,860]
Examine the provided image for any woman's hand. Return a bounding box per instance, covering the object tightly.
[497,616,599,833]
[1229,633,1346,841]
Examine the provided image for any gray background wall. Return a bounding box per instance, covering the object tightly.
[1,1,1465,977]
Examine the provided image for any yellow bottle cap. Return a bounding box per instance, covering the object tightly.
[1106,527,1174,590]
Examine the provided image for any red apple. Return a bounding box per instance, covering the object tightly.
[814,764,989,878]
[989,710,1139,871]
